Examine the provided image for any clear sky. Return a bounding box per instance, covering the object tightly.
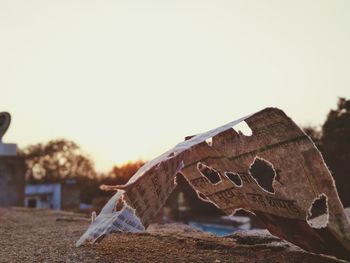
[1,0,349,171]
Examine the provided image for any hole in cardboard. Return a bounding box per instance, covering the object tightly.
[197,162,221,184]
[115,197,125,212]
[249,157,276,193]
[225,172,243,187]
[233,121,253,136]
[205,137,213,146]
[307,194,329,229]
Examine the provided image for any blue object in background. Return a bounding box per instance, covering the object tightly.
[188,222,239,236]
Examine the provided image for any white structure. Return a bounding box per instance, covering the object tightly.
[0,112,17,156]
[25,184,61,209]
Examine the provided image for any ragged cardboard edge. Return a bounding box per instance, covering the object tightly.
[306,193,329,229]
[120,114,252,188]
[76,191,145,247]
[76,161,185,247]
[248,156,277,194]
[77,108,350,260]
[76,114,253,246]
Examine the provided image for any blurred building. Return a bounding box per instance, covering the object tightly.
[0,112,25,207]
[25,180,80,210]
[25,183,61,209]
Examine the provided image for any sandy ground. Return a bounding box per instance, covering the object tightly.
[0,207,346,263]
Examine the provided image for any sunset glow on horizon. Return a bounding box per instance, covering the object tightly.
[1,0,350,171]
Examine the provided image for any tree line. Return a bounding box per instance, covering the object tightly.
[19,140,144,204]
[304,98,350,207]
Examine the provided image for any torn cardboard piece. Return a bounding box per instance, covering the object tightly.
[77,108,350,260]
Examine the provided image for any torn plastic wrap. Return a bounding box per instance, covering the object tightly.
[77,108,350,261]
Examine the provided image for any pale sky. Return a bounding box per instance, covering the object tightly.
[1,0,349,171]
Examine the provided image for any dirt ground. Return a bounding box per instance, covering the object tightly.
[0,207,346,263]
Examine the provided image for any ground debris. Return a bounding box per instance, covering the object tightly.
[228,230,282,245]
[0,208,346,263]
